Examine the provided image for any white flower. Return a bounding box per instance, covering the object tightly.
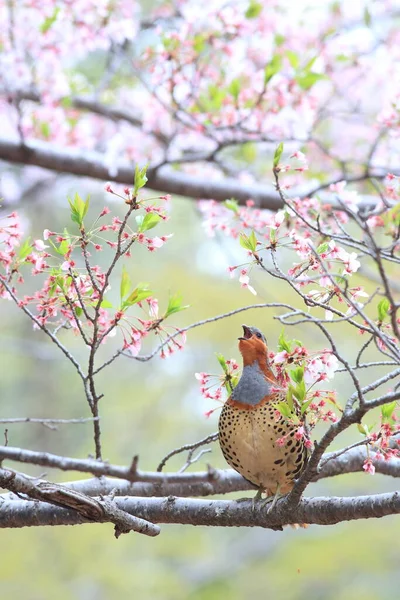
[273,351,288,364]
[34,239,48,251]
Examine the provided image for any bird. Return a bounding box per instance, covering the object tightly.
[218,324,308,507]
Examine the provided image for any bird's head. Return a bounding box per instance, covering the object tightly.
[238,324,268,366]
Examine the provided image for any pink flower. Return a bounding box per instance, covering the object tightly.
[290,150,307,164]
[105,183,113,193]
[295,426,305,441]
[150,236,164,249]
[33,239,48,251]
[100,207,111,217]
[363,458,375,475]
[126,338,141,356]
[239,271,257,295]
[195,372,209,385]
[43,229,55,240]
[204,410,215,419]
[366,215,384,228]
[147,297,159,318]
[61,261,73,271]
[273,351,288,364]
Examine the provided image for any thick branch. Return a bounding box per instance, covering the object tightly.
[0,139,382,211]
[1,445,399,499]
[0,139,281,209]
[0,467,159,537]
[1,491,400,530]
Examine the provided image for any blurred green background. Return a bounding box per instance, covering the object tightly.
[0,173,399,600]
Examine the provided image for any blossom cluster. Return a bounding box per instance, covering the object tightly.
[361,404,400,475]
[195,357,240,418]
[200,175,368,310]
[0,181,187,358]
[2,1,400,188]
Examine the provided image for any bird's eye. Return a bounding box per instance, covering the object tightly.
[256,332,262,339]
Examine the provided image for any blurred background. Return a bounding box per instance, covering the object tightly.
[0,177,399,600]
[1,0,400,597]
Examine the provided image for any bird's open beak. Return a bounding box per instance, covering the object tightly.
[238,324,252,341]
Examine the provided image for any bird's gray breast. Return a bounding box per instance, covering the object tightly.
[231,362,271,405]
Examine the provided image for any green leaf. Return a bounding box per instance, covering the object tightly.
[264,54,282,85]
[249,230,257,252]
[274,34,286,47]
[75,306,83,318]
[285,50,299,69]
[381,401,396,422]
[242,142,257,163]
[216,353,228,374]
[162,34,180,54]
[48,235,68,256]
[40,6,60,33]
[133,164,148,196]
[293,379,306,403]
[55,275,66,293]
[296,72,326,90]
[317,242,329,254]
[245,0,262,18]
[120,267,131,301]
[239,233,252,251]
[290,366,304,384]
[273,142,284,167]
[278,329,292,353]
[228,78,241,101]
[122,285,152,309]
[300,397,314,415]
[239,231,257,252]
[100,299,113,309]
[364,7,371,26]
[136,212,162,233]
[198,84,226,112]
[357,423,369,436]
[377,298,390,321]
[303,56,318,72]
[275,402,293,419]
[164,293,190,319]
[18,237,32,260]
[83,195,90,221]
[67,193,90,228]
[224,199,239,213]
[384,203,400,227]
[39,121,51,139]
[193,33,206,53]
[60,96,73,108]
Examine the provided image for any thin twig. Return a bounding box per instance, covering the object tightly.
[157,432,219,472]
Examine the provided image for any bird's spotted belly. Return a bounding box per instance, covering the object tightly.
[218,398,307,495]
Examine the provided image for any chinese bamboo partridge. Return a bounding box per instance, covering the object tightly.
[218,325,308,499]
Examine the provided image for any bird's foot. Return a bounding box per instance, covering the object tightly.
[262,485,282,514]
[252,487,265,511]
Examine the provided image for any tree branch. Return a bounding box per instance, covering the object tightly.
[0,139,382,211]
[0,467,159,537]
[1,445,399,498]
[0,139,282,209]
[1,491,400,530]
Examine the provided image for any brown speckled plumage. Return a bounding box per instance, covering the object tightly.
[218,325,308,496]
